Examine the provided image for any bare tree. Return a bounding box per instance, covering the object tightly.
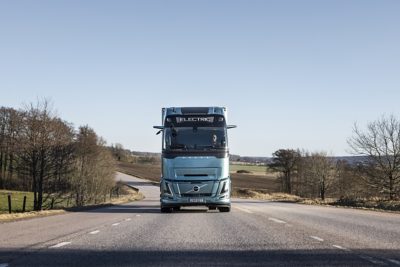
[111,143,126,161]
[348,115,400,200]
[302,152,335,200]
[43,118,75,205]
[19,100,57,210]
[1,101,117,210]
[269,149,300,194]
[73,126,115,206]
[0,107,24,189]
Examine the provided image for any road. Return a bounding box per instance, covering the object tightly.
[0,172,399,267]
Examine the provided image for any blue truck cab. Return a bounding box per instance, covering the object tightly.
[154,107,236,213]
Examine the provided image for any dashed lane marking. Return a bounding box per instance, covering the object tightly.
[332,244,389,265]
[359,255,387,266]
[234,206,253,214]
[49,242,71,248]
[136,215,141,217]
[125,218,132,221]
[310,236,324,242]
[112,223,120,226]
[268,217,286,224]
[89,230,100,235]
[332,245,348,251]
[387,259,400,265]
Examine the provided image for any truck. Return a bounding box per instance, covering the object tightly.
[153,107,236,213]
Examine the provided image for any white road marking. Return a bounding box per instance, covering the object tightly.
[136,214,141,217]
[387,259,400,265]
[268,217,286,224]
[234,206,253,214]
[0,263,9,267]
[125,218,132,221]
[89,230,100,235]
[332,245,351,252]
[359,255,387,265]
[49,242,71,248]
[310,236,324,242]
[112,223,120,226]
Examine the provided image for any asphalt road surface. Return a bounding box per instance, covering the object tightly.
[0,172,399,267]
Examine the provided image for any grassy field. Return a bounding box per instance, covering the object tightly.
[118,161,161,182]
[0,190,34,213]
[117,162,280,192]
[0,184,142,214]
[0,190,80,214]
[229,164,268,174]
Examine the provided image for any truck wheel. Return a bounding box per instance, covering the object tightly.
[218,207,231,212]
[161,207,172,213]
[208,206,217,210]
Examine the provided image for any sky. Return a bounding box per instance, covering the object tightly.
[1,1,399,157]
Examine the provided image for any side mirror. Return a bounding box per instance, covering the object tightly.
[227,125,237,129]
[153,126,164,135]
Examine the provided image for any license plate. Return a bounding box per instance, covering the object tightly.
[189,198,205,203]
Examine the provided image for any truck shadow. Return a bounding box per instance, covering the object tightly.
[1,248,399,266]
[84,201,217,214]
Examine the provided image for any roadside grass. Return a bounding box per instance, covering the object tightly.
[0,210,67,222]
[108,185,144,205]
[0,184,143,222]
[327,197,400,212]
[233,188,400,212]
[232,188,301,202]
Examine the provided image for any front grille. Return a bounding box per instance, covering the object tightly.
[181,193,212,198]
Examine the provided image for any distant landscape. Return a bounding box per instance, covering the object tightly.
[113,139,400,212]
[122,149,368,165]
[1,100,399,215]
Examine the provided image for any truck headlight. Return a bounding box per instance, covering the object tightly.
[162,182,173,196]
[219,180,229,194]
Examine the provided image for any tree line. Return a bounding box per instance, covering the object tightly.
[269,115,400,201]
[0,100,115,210]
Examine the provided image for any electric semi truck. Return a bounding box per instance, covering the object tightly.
[154,107,236,213]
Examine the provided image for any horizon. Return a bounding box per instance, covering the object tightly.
[1,1,400,157]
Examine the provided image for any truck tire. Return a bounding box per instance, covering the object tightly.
[218,207,231,212]
[161,207,172,213]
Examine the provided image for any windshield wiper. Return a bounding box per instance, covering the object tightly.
[169,144,187,150]
[196,145,219,150]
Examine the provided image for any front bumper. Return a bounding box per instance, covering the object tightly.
[161,195,231,207]
[160,178,231,208]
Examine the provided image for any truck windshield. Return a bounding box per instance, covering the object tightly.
[164,127,227,150]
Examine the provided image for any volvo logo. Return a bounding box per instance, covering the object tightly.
[185,184,207,194]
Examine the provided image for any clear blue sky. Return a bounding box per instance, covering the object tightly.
[1,1,399,157]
